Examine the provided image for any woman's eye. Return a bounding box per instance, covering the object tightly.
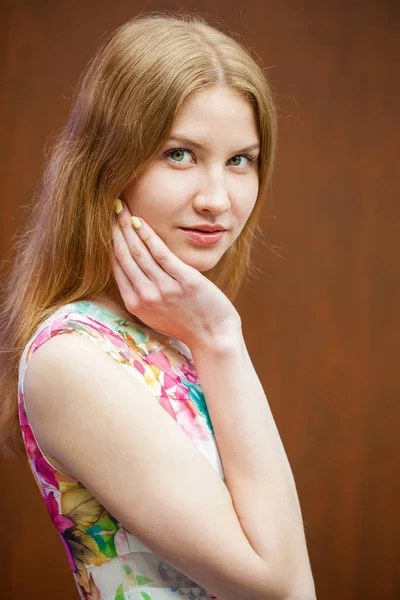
[228,155,255,168]
[165,148,193,164]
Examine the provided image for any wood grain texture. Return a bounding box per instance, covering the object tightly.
[0,1,398,599]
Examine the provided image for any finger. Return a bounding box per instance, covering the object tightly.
[130,215,193,282]
[117,207,171,286]
[110,250,140,308]
[113,223,150,287]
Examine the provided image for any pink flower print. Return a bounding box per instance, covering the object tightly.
[35,456,59,489]
[163,371,179,391]
[172,393,210,442]
[18,399,41,460]
[19,394,59,488]
[133,359,145,375]
[44,491,76,571]
[159,388,177,421]
[147,349,171,371]
[44,491,74,533]
[27,326,53,356]
[180,363,198,384]
[83,317,125,343]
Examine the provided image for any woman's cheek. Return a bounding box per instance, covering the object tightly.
[234,185,258,222]
[152,166,191,197]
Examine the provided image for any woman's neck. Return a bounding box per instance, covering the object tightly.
[87,281,142,325]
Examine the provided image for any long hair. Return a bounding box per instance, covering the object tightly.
[0,12,277,454]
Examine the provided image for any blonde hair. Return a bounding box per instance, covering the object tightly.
[0,11,277,454]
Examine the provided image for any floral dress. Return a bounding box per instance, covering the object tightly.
[18,301,223,600]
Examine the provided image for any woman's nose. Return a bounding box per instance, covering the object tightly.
[192,180,231,214]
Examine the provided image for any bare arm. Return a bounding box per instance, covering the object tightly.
[24,334,313,600]
[190,330,316,600]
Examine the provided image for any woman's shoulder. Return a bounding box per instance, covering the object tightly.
[22,298,188,363]
[18,297,217,467]
[19,298,198,404]
[18,296,222,482]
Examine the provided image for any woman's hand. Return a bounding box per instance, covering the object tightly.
[111,200,241,351]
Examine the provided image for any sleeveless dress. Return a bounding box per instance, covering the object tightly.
[18,300,224,600]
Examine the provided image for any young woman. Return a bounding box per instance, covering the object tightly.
[0,12,316,600]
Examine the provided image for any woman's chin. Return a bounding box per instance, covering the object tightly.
[160,234,228,272]
[175,249,223,272]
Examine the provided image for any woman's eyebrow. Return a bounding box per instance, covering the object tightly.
[167,135,260,154]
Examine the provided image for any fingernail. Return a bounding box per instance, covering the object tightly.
[114,199,123,215]
[131,216,141,229]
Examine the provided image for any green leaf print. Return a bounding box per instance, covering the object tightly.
[181,377,215,435]
[85,526,117,558]
[114,583,125,600]
[97,532,117,558]
[97,515,119,532]
[136,575,153,585]
[122,564,133,575]
[86,513,119,558]
[140,593,153,600]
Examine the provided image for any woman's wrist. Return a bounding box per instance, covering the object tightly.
[189,315,244,360]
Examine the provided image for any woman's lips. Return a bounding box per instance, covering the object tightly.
[178,227,225,246]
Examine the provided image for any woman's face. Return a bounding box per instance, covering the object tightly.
[121,86,260,273]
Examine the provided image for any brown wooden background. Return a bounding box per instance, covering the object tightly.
[1,1,399,599]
